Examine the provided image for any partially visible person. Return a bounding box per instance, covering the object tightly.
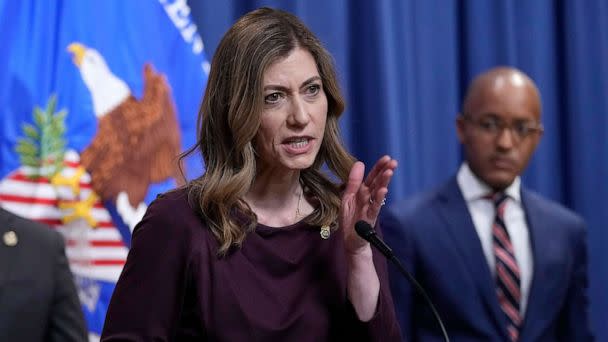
[0,207,88,342]
[382,66,593,341]
[101,7,401,341]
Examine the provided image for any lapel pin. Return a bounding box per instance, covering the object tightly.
[3,230,18,247]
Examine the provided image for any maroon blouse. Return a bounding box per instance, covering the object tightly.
[101,188,401,341]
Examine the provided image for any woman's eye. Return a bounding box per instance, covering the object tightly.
[264,93,282,104]
[306,84,320,95]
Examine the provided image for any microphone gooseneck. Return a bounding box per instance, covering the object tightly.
[355,221,393,257]
[355,220,450,342]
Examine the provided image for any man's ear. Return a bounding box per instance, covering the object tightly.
[455,113,466,144]
[531,126,544,150]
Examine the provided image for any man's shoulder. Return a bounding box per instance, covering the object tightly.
[523,189,585,228]
[0,208,62,248]
[384,178,455,224]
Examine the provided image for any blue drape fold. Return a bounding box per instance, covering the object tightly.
[192,0,608,338]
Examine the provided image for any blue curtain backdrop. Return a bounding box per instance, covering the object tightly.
[190,0,607,339]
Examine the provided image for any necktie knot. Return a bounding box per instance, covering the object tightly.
[484,192,509,212]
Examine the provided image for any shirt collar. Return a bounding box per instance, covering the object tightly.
[456,162,521,203]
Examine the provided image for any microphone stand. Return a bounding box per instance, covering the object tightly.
[387,254,450,342]
[355,220,450,342]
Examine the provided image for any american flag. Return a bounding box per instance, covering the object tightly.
[0,149,127,282]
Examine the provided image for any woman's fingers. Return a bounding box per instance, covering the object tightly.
[367,159,397,197]
[344,161,365,198]
[364,155,391,187]
[346,157,397,223]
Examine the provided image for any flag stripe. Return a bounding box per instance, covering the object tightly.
[66,239,126,247]
[8,173,92,188]
[0,166,129,285]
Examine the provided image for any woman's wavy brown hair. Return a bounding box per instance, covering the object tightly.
[181,7,355,255]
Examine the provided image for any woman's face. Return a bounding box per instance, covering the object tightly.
[254,47,328,172]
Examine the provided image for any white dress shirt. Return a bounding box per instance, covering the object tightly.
[456,163,533,316]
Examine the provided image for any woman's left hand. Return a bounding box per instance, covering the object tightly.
[340,155,398,255]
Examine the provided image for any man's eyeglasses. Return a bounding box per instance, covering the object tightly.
[462,114,544,141]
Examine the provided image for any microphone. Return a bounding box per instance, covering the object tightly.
[354,221,394,257]
[355,220,450,342]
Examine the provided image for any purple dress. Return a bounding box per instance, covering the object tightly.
[101,188,401,341]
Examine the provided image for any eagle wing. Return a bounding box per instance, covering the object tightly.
[81,64,182,207]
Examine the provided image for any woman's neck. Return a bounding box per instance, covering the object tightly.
[244,169,312,227]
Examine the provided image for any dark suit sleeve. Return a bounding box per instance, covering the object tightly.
[557,221,594,341]
[101,198,193,341]
[48,230,88,342]
[380,207,416,342]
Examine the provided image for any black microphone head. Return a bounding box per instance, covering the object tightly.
[355,220,394,258]
[355,220,374,239]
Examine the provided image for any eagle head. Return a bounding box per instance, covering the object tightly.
[67,42,130,117]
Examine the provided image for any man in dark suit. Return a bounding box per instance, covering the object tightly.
[381,67,593,341]
[0,207,88,341]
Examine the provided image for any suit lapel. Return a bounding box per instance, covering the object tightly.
[435,178,509,339]
[0,209,19,291]
[518,189,552,341]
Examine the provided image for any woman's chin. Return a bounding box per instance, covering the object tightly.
[280,155,317,171]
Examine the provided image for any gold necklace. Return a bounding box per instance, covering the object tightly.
[295,188,330,239]
[295,190,302,220]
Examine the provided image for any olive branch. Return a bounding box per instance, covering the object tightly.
[15,95,67,179]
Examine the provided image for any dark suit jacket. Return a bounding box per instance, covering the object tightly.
[0,208,87,342]
[381,177,593,342]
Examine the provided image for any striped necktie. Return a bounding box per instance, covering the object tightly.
[490,193,521,341]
